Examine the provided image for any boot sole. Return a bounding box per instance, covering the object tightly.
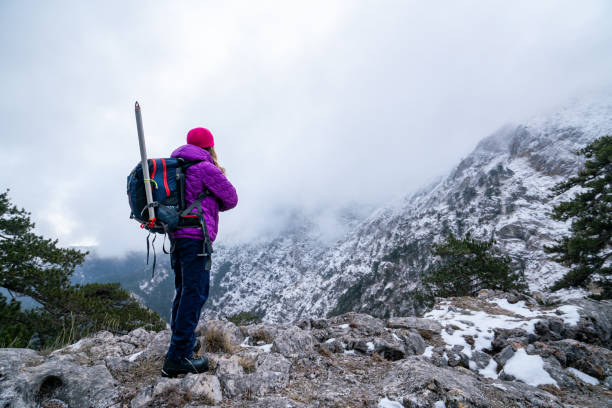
[161,365,209,378]
[161,368,182,378]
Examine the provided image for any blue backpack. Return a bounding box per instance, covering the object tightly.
[127,158,212,271]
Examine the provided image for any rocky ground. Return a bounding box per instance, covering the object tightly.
[1,290,611,408]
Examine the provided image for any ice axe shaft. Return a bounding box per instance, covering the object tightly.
[135,101,156,224]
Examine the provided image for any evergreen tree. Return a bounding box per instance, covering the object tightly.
[546,136,612,298]
[0,190,165,348]
[423,233,527,297]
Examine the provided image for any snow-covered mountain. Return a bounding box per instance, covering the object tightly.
[206,95,612,322]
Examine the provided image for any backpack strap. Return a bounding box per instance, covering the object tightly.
[181,191,213,271]
[177,159,203,212]
[146,231,157,278]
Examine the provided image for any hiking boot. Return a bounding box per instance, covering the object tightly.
[161,355,209,378]
[193,339,201,355]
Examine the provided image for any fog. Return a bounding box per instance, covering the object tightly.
[1,1,611,255]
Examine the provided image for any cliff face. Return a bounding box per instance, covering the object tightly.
[1,290,611,407]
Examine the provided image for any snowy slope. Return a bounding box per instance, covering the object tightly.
[208,95,612,322]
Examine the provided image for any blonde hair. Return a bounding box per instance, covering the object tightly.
[205,146,226,174]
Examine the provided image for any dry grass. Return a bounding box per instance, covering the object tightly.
[317,346,334,359]
[418,329,433,340]
[147,387,192,408]
[371,352,385,363]
[249,328,273,345]
[237,355,256,373]
[204,326,235,353]
[110,356,163,387]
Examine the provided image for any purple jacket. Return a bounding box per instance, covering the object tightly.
[170,144,238,242]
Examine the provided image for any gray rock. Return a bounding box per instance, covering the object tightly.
[319,338,344,353]
[534,318,567,342]
[131,374,223,407]
[245,396,307,407]
[140,329,171,359]
[566,297,612,348]
[272,326,315,358]
[372,336,406,361]
[0,350,118,408]
[494,345,516,367]
[130,386,153,408]
[383,355,564,407]
[491,328,532,352]
[215,355,244,397]
[251,352,292,394]
[119,327,155,348]
[387,317,442,337]
[296,318,312,330]
[104,355,134,373]
[470,350,492,370]
[182,373,223,404]
[399,329,426,355]
[604,376,612,390]
[541,356,577,389]
[242,323,284,345]
[330,312,385,335]
[446,349,469,369]
[532,338,612,379]
[215,352,291,398]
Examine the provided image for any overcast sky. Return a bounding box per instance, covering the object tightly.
[1,1,612,256]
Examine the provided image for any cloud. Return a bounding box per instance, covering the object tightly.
[1,0,612,255]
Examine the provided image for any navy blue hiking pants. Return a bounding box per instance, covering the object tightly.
[167,238,210,360]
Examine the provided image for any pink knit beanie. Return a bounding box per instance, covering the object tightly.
[186,127,215,148]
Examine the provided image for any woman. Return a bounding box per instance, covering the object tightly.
[161,127,238,378]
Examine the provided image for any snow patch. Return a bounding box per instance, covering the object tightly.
[567,367,599,385]
[425,300,583,358]
[479,359,498,379]
[255,343,273,353]
[127,350,144,362]
[422,346,433,358]
[378,398,403,408]
[490,298,582,326]
[492,383,508,391]
[555,305,581,326]
[503,349,558,387]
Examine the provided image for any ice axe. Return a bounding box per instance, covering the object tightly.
[134,102,156,228]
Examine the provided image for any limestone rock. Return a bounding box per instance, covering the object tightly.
[0,349,118,408]
[382,355,564,408]
[215,352,291,398]
[272,326,315,358]
[387,316,442,337]
[182,374,223,404]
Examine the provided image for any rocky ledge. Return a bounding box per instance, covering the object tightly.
[1,290,611,408]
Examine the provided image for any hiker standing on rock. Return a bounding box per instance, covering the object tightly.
[162,127,238,378]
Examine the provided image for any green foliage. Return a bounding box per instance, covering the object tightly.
[423,233,527,297]
[328,272,376,317]
[546,136,612,297]
[226,310,263,326]
[0,190,165,349]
